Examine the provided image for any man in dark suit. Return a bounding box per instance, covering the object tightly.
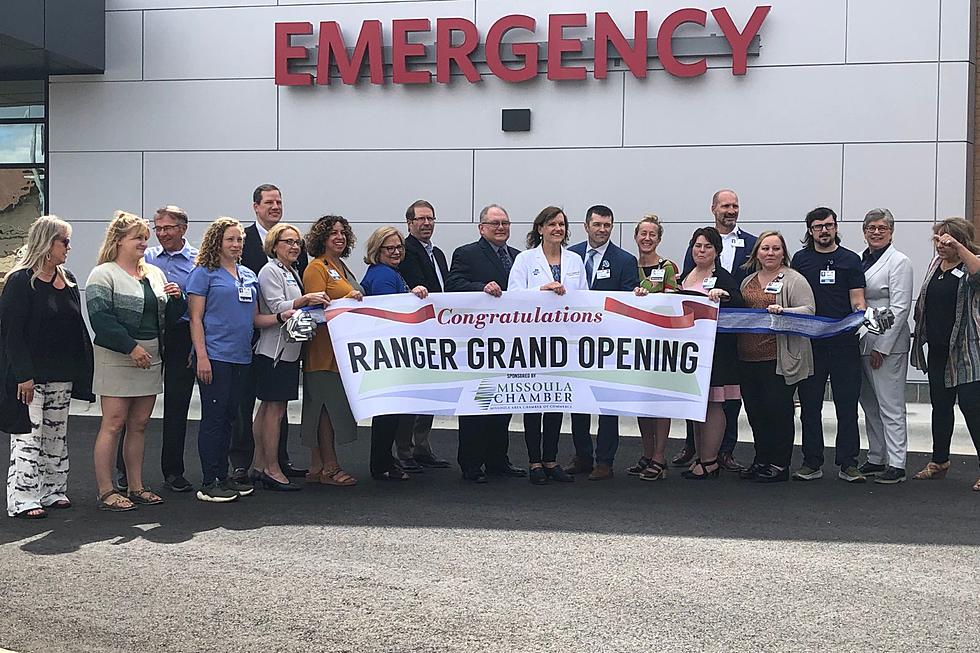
[676,189,757,472]
[230,183,309,483]
[393,199,451,471]
[566,205,640,481]
[446,204,527,483]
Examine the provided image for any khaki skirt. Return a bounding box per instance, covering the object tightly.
[301,370,358,446]
[93,339,163,397]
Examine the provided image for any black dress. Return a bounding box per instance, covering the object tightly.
[677,265,744,389]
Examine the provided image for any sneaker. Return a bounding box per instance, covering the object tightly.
[116,471,128,491]
[838,466,867,483]
[792,465,824,481]
[222,477,255,496]
[196,482,239,503]
[164,475,193,493]
[874,466,907,484]
[858,462,887,477]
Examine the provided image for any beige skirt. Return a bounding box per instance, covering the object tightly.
[92,339,163,397]
[301,370,358,447]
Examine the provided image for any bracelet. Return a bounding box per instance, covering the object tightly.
[276,312,285,324]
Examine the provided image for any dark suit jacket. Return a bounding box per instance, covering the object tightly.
[242,223,308,278]
[569,241,639,291]
[682,226,757,283]
[447,238,521,291]
[400,234,449,292]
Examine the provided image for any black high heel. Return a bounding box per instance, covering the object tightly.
[682,458,720,480]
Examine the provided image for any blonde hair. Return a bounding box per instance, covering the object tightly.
[97,211,151,278]
[263,223,301,259]
[363,226,405,265]
[741,230,792,272]
[9,215,76,288]
[196,217,244,271]
[634,214,664,238]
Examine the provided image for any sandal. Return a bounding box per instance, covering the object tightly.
[682,458,720,480]
[627,456,653,476]
[912,461,950,480]
[319,467,357,487]
[128,488,164,505]
[47,499,71,510]
[98,490,136,512]
[14,507,47,519]
[639,460,668,481]
[372,470,410,481]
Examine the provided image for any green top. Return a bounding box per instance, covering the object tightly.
[134,278,160,340]
[638,258,680,293]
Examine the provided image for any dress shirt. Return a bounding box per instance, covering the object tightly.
[144,240,199,288]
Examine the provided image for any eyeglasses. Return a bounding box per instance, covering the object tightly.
[864,225,892,233]
[410,216,436,223]
[277,238,302,247]
[481,220,511,228]
[55,237,70,246]
[381,245,405,254]
[810,223,837,232]
[154,224,184,233]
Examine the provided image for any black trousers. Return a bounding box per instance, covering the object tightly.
[457,414,512,473]
[798,342,861,469]
[230,360,291,472]
[739,360,797,468]
[927,346,980,466]
[523,412,563,465]
[371,414,412,477]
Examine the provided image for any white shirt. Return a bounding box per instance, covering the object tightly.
[423,240,445,291]
[719,227,742,273]
[255,221,273,263]
[584,241,610,287]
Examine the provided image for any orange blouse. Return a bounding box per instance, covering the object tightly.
[303,256,359,373]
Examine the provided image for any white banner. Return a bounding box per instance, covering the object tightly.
[321,290,719,421]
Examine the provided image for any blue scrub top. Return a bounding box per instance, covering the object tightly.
[186,264,259,364]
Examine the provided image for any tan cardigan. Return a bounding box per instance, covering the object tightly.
[740,267,815,385]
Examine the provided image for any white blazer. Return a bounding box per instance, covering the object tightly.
[861,245,913,356]
[508,245,588,291]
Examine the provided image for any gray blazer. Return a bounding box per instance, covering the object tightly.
[256,260,303,363]
[860,246,913,356]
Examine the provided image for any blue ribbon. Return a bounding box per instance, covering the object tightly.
[718,308,864,339]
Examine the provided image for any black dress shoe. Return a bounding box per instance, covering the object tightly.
[487,463,528,477]
[260,472,303,491]
[754,465,789,483]
[282,463,309,478]
[461,469,488,484]
[415,454,451,469]
[397,458,425,473]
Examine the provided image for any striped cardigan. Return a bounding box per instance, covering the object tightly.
[911,256,980,387]
[85,262,174,356]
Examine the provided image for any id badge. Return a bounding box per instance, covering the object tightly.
[702,276,717,290]
[328,268,341,280]
[951,268,965,278]
[733,238,745,248]
[765,281,784,294]
[649,269,666,283]
[238,285,253,302]
[596,269,611,280]
[820,270,836,285]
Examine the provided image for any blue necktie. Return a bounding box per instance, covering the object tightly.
[585,249,598,287]
[497,246,512,271]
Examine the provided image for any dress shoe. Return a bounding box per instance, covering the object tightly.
[544,464,575,483]
[564,456,594,475]
[396,458,425,473]
[529,467,548,485]
[461,469,488,484]
[718,451,743,472]
[487,463,527,477]
[415,454,451,469]
[282,463,309,478]
[260,472,302,491]
[754,465,789,483]
[588,463,614,481]
[739,462,765,480]
[671,447,696,467]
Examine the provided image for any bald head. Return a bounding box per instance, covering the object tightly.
[711,189,739,234]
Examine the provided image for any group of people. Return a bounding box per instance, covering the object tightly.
[3,185,980,518]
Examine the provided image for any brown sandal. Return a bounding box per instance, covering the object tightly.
[912,461,950,480]
[319,467,357,487]
[98,490,136,512]
[128,488,164,505]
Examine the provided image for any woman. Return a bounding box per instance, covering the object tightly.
[857,209,914,485]
[628,214,680,481]
[86,211,183,511]
[676,227,743,479]
[361,226,429,481]
[252,223,329,491]
[1,216,94,519]
[187,217,293,503]
[736,231,814,483]
[910,217,980,491]
[302,215,363,487]
[507,206,586,485]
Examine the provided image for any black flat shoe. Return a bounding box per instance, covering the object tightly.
[397,458,425,473]
[416,454,451,469]
[260,472,302,491]
[754,465,789,483]
[487,463,527,477]
[739,462,765,480]
[461,469,488,484]
[282,463,309,478]
[544,464,575,483]
[529,467,548,485]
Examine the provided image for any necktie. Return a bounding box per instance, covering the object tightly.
[585,249,598,287]
[425,243,445,290]
[497,246,512,271]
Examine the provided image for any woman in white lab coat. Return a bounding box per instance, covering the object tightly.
[507,206,587,486]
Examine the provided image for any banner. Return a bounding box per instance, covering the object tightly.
[321,290,719,422]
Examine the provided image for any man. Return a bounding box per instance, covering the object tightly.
[116,206,199,492]
[675,189,757,472]
[446,204,526,482]
[565,205,639,480]
[791,207,867,482]
[231,183,308,483]
[392,199,451,471]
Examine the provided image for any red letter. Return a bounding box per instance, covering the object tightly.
[436,18,481,83]
[275,22,312,86]
[657,8,707,78]
[547,13,587,81]
[713,5,771,75]
[595,11,647,80]
[317,20,384,85]
[485,15,538,83]
[392,18,432,84]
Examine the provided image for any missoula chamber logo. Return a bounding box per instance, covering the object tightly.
[475,375,573,411]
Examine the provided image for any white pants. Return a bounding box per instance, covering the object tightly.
[859,352,909,469]
[6,381,73,516]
